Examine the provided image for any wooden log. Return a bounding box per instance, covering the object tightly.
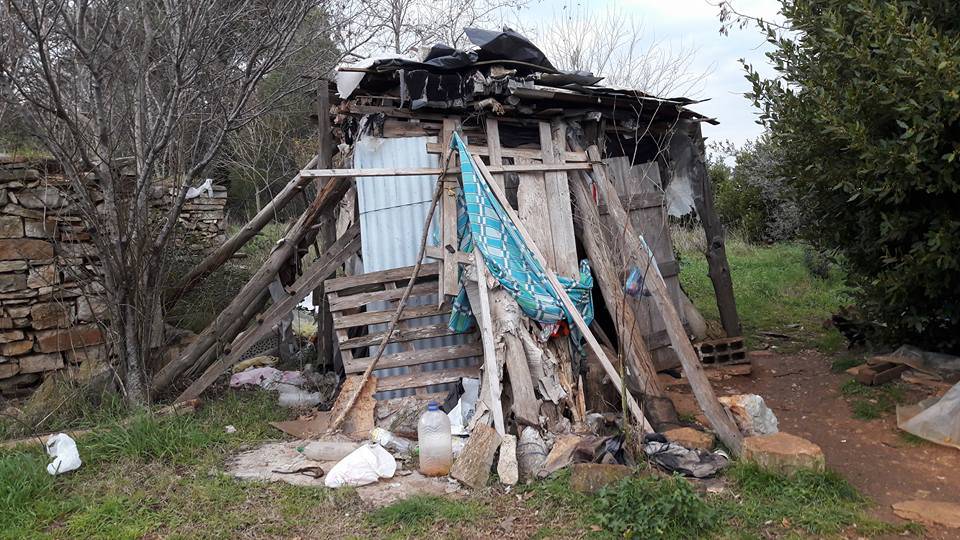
[168,154,320,301]
[151,176,350,394]
[299,163,593,179]
[569,170,678,428]
[469,153,653,434]
[675,127,742,337]
[173,225,362,402]
[313,81,337,370]
[582,144,744,455]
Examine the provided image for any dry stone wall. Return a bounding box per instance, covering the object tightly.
[0,156,227,397]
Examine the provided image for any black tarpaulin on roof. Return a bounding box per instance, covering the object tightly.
[464,27,556,71]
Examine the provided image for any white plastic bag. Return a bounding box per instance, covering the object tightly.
[324,443,396,488]
[45,433,82,475]
[898,381,960,449]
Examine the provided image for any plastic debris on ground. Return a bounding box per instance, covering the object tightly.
[371,427,414,456]
[718,394,779,436]
[325,442,397,488]
[448,377,480,436]
[897,380,960,450]
[231,355,277,373]
[642,433,729,478]
[229,366,303,390]
[45,433,82,475]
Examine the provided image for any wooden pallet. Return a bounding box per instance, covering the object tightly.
[325,262,481,394]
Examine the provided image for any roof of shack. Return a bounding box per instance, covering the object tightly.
[336,28,716,126]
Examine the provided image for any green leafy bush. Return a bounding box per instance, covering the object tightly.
[742,0,960,352]
[592,475,717,539]
[709,138,800,243]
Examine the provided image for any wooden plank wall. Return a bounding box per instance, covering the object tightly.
[602,157,687,371]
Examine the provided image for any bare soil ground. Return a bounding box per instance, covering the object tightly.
[722,350,960,538]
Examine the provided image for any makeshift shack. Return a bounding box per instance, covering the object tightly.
[158,28,746,464]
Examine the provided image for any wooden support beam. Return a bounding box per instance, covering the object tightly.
[469,152,654,434]
[583,144,744,455]
[151,176,350,394]
[173,225,361,402]
[168,154,320,301]
[473,250,506,436]
[312,81,336,370]
[299,163,593,179]
[440,119,461,298]
[570,171,678,428]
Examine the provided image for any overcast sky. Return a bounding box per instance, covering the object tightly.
[520,0,783,148]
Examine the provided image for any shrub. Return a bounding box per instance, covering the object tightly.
[710,138,801,243]
[742,0,960,352]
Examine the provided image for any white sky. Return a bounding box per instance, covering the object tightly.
[518,0,783,148]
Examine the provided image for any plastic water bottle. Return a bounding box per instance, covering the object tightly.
[417,401,453,476]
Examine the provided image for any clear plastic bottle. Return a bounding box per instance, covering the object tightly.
[417,401,453,476]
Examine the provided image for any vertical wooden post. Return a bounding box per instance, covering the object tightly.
[675,125,741,337]
[313,81,336,365]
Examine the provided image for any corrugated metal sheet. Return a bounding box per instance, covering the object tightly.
[354,135,477,399]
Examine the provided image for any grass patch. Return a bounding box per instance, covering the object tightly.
[840,380,906,420]
[678,237,850,352]
[525,464,898,539]
[714,463,895,538]
[0,391,344,540]
[368,495,486,538]
[831,356,865,373]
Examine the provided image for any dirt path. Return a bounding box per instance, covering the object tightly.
[720,351,960,538]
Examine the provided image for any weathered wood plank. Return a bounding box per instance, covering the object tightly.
[344,342,482,373]
[328,281,437,312]
[472,250,506,435]
[337,322,464,350]
[470,153,653,433]
[541,121,579,276]
[299,163,593,178]
[427,141,587,162]
[450,423,502,489]
[332,302,452,330]
[325,263,440,293]
[376,366,481,392]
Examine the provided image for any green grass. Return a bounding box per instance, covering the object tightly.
[525,464,902,539]
[830,356,865,373]
[678,238,850,352]
[840,380,907,420]
[368,495,486,538]
[0,391,356,540]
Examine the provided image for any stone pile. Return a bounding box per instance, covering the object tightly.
[0,156,227,396]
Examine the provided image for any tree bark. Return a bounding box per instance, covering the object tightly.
[671,128,742,337]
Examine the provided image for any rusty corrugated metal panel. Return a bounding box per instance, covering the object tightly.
[354,135,477,399]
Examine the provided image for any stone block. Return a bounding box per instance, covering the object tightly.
[0,261,27,272]
[16,187,68,209]
[719,394,779,436]
[0,215,23,238]
[63,344,107,364]
[568,463,633,493]
[0,238,54,260]
[0,272,26,292]
[0,363,20,379]
[0,317,11,329]
[0,330,25,343]
[35,325,103,353]
[743,432,825,475]
[18,352,64,373]
[663,427,716,451]
[30,302,75,329]
[24,218,58,239]
[27,264,58,289]
[1,339,34,356]
[77,296,109,322]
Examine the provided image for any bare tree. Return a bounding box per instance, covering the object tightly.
[534,5,709,98]
[338,0,525,58]
[0,0,338,405]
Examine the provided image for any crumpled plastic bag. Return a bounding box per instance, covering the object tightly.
[897,380,960,449]
[45,433,82,475]
[643,434,729,478]
[324,443,397,488]
[229,367,303,390]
